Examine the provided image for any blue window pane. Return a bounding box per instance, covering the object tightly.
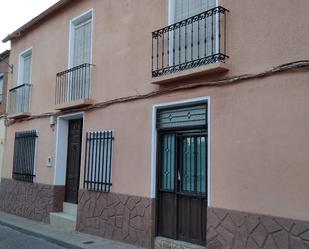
[197,136,207,193]
[182,137,195,192]
[161,134,175,191]
[182,135,207,194]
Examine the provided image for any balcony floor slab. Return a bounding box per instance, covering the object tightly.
[55,99,94,111]
[152,62,229,85]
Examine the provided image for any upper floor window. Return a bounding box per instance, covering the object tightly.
[13,130,37,182]
[169,0,217,65]
[69,9,93,68]
[18,48,32,85]
[152,0,229,78]
[170,0,217,23]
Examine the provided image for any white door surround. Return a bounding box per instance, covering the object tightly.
[54,112,85,185]
[150,96,211,206]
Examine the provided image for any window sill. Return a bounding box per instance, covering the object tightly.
[55,99,94,111]
[151,62,229,85]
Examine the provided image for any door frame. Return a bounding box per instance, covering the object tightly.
[157,129,208,243]
[54,112,85,188]
[151,97,211,240]
[151,96,211,202]
[64,118,83,204]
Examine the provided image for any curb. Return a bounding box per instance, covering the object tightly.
[0,220,84,249]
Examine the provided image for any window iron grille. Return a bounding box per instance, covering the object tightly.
[55,63,93,105]
[84,131,113,192]
[9,84,32,114]
[12,130,37,182]
[152,6,229,77]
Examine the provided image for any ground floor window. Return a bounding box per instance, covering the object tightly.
[84,131,113,192]
[12,130,37,182]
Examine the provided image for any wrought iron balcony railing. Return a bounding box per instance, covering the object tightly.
[152,6,229,78]
[9,84,32,115]
[55,63,93,105]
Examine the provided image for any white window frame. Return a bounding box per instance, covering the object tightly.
[54,112,85,185]
[168,0,219,24]
[17,47,33,86]
[168,0,220,57]
[68,9,94,69]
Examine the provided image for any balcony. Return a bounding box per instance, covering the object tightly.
[152,6,229,84]
[55,63,94,110]
[8,84,32,119]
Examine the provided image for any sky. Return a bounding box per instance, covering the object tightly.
[0,0,59,52]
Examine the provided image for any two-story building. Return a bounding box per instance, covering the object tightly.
[1,0,309,249]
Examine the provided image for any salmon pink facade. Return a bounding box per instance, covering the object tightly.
[1,0,309,248]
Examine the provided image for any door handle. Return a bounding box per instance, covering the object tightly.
[178,170,181,181]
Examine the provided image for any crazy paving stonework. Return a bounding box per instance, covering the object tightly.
[77,190,155,248]
[0,178,65,223]
[207,207,309,249]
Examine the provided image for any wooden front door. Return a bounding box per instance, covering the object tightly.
[65,119,83,204]
[157,131,207,245]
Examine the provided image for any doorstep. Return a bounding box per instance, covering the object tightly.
[155,237,206,249]
[0,211,143,249]
[50,202,77,231]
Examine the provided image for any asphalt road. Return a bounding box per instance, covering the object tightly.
[0,224,67,249]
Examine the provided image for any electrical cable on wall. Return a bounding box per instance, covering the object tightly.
[5,60,309,126]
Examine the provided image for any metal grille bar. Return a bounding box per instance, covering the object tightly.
[84,131,113,192]
[152,6,229,77]
[12,130,37,182]
[9,84,32,114]
[55,63,93,105]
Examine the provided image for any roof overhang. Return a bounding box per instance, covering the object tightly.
[2,0,74,43]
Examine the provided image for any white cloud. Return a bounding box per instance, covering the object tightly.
[0,0,59,52]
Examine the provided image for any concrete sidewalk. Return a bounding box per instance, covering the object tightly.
[0,212,144,249]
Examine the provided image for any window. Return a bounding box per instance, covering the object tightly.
[182,135,207,193]
[18,48,32,85]
[0,74,3,103]
[12,130,37,182]
[169,0,218,64]
[170,0,217,23]
[84,131,113,192]
[161,133,176,191]
[69,9,93,67]
[66,9,93,102]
